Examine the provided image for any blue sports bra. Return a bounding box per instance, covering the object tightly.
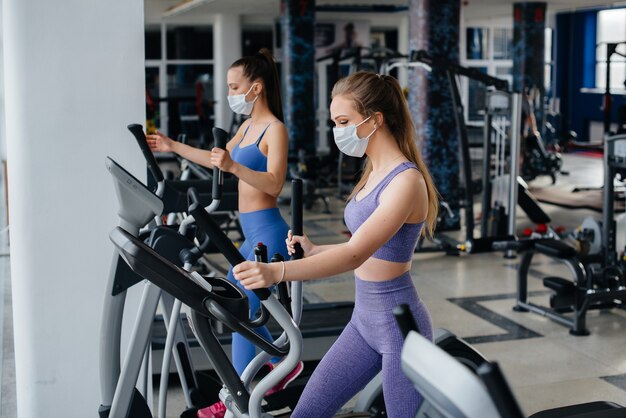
[230,122,274,172]
[344,161,424,263]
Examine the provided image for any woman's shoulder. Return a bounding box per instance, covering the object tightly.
[269,119,286,130]
[395,161,422,177]
[386,163,426,193]
[265,120,288,139]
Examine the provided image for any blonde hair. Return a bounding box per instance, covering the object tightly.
[331,72,439,238]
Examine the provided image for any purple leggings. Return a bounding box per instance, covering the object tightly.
[291,271,433,418]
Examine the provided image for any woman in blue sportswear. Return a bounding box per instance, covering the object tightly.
[147,49,302,389]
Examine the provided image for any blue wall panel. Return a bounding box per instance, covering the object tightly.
[555,9,626,142]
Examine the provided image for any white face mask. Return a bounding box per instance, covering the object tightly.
[332,116,377,158]
[227,83,258,115]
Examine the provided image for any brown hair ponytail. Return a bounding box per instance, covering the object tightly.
[230,48,284,122]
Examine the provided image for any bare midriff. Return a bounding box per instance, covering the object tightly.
[355,257,411,282]
[237,180,279,213]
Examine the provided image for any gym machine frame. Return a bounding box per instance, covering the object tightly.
[601,42,626,137]
[409,50,522,254]
[506,134,626,335]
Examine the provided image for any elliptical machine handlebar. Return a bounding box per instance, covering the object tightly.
[290,179,304,259]
[177,126,229,235]
[127,124,165,184]
[211,126,228,201]
[287,179,304,325]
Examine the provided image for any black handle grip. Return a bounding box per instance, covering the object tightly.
[189,202,271,300]
[290,179,304,260]
[247,244,271,328]
[393,304,420,339]
[211,127,228,201]
[212,126,228,149]
[127,124,164,183]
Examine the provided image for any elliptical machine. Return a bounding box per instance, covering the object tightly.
[110,183,487,418]
[108,169,306,418]
[99,125,231,418]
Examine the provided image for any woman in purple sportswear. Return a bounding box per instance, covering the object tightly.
[233,71,439,417]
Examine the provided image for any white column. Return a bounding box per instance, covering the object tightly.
[0,0,6,161]
[159,20,169,136]
[213,14,242,131]
[3,0,146,416]
[398,15,409,87]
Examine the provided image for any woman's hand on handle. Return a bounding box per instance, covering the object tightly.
[146,131,175,153]
[233,261,281,290]
[210,147,235,173]
[286,230,314,257]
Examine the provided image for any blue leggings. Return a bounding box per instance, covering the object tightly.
[291,272,433,418]
[226,207,290,376]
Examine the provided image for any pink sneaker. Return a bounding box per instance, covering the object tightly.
[197,400,226,418]
[266,361,304,396]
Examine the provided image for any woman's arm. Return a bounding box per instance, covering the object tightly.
[172,141,215,168]
[307,243,342,256]
[286,230,342,257]
[234,169,426,288]
[146,131,213,168]
[213,122,288,197]
[147,126,245,170]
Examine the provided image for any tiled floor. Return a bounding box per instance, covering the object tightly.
[1,151,625,417]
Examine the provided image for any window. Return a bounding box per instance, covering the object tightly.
[145,27,162,60]
[466,28,490,60]
[167,26,213,60]
[466,67,488,121]
[145,25,214,139]
[596,8,626,90]
[242,28,274,57]
[463,25,513,124]
[493,28,512,60]
[545,28,553,94]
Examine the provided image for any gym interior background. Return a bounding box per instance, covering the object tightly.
[0,0,625,417]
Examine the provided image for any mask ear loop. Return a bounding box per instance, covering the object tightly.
[242,83,260,109]
[371,111,384,136]
[245,83,257,95]
[249,82,261,105]
[364,125,377,140]
[364,115,379,140]
[356,115,372,128]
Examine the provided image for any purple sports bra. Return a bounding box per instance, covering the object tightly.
[344,161,424,263]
